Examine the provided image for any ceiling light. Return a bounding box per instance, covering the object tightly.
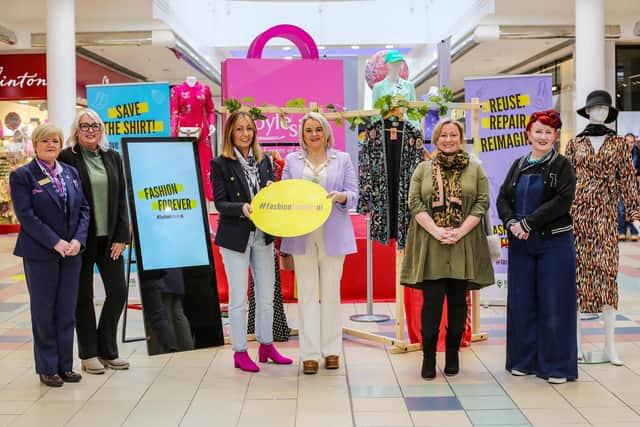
[385,44,394,49]
[351,45,360,49]
[282,46,292,51]
[318,46,326,50]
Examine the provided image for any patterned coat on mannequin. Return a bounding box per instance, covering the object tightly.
[565,133,640,313]
[357,119,424,249]
[170,81,216,200]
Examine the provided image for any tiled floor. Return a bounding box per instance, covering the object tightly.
[0,234,639,426]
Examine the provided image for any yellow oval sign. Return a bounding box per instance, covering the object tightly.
[250,179,332,237]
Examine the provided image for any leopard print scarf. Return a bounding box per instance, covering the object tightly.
[432,150,470,227]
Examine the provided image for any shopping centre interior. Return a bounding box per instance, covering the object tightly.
[1,0,640,426]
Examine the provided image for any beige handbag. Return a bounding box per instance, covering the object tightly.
[483,213,502,262]
[178,126,202,139]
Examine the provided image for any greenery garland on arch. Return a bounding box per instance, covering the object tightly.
[221,87,456,131]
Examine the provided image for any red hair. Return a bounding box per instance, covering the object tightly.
[526,109,562,132]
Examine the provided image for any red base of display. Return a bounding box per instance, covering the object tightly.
[0,224,20,234]
[208,213,472,348]
[209,213,396,304]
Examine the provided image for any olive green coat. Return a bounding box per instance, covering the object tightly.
[400,159,495,290]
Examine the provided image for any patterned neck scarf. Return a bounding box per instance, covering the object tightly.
[432,150,470,227]
[233,146,260,199]
[576,123,615,137]
[36,158,66,196]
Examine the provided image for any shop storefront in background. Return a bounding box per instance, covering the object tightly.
[616,45,640,137]
[0,53,137,230]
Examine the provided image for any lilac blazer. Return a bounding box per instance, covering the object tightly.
[280,149,358,257]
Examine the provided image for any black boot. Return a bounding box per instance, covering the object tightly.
[444,350,459,376]
[444,332,462,376]
[421,335,438,380]
[421,352,436,380]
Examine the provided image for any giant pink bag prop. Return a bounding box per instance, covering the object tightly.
[222,25,345,157]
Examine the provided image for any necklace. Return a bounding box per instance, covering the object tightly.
[304,158,329,184]
[527,150,553,165]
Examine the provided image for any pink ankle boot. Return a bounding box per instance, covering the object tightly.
[258,343,293,364]
[233,351,260,372]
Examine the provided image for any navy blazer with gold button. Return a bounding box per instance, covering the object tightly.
[210,155,274,253]
[10,159,90,261]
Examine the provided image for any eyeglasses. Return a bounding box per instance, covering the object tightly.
[79,123,102,132]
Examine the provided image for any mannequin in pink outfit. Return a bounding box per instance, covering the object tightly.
[170,76,216,200]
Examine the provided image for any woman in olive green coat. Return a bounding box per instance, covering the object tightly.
[401,118,494,380]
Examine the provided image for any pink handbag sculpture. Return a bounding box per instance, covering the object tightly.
[222,25,345,157]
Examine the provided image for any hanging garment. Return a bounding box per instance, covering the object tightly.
[357,119,424,249]
[170,81,216,200]
[566,133,640,313]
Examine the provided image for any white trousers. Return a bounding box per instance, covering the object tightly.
[293,228,345,361]
[220,230,275,352]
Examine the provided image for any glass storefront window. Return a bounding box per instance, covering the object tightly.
[616,45,640,111]
[0,100,47,224]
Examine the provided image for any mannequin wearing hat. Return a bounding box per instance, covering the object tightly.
[566,90,640,366]
[360,50,424,246]
[372,50,416,106]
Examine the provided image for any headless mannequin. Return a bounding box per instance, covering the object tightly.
[185,76,215,135]
[576,105,633,366]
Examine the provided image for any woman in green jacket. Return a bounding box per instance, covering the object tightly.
[401,118,494,380]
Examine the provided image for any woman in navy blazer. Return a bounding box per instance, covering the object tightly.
[280,112,358,374]
[211,111,292,372]
[10,124,90,387]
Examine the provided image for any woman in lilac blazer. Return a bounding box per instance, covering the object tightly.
[281,112,358,374]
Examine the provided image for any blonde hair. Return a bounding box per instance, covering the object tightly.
[32,124,64,149]
[431,118,465,151]
[67,108,110,152]
[299,112,334,150]
[221,111,264,163]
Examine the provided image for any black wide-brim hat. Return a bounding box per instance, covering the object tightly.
[576,90,618,123]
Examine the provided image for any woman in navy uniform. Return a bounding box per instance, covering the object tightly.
[10,124,90,387]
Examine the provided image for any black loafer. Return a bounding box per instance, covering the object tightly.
[59,371,82,383]
[40,374,64,387]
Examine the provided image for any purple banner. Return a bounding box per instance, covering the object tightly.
[465,74,552,294]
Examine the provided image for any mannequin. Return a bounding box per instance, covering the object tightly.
[372,50,416,107]
[566,90,640,366]
[362,50,422,244]
[170,76,217,200]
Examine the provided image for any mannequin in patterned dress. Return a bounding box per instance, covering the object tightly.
[170,76,216,200]
[566,90,640,366]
